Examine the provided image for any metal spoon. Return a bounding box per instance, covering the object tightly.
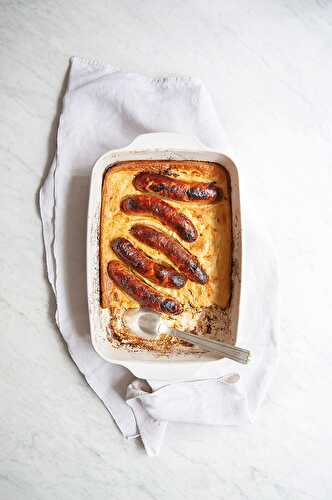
[123,308,251,364]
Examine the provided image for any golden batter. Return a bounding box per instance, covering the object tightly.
[100,160,233,353]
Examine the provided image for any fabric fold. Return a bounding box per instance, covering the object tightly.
[39,56,278,456]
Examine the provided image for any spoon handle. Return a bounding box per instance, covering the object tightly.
[168,328,251,364]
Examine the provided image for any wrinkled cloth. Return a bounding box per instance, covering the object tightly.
[40,56,278,456]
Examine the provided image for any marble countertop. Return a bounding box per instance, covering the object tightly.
[1,1,331,499]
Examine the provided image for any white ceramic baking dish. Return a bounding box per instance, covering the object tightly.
[87,132,241,380]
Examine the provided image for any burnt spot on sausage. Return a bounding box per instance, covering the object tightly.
[195,268,208,284]
[150,182,166,193]
[188,260,198,271]
[187,187,211,200]
[121,197,139,211]
[171,274,186,288]
[161,299,181,314]
[175,223,197,242]
[155,267,186,288]
[112,238,123,254]
[133,171,223,203]
[186,183,223,202]
[155,268,167,281]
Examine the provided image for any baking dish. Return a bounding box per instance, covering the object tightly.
[87,133,241,380]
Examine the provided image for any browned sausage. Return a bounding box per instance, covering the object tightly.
[107,260,183,315]
[130,224,208,285]
[121,194,198,242]
[134,171,223,203]
[112,237,187,289]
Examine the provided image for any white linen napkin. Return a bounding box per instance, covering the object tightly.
[40,56,278,456]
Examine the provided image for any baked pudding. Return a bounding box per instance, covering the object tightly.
[100,160,234,353]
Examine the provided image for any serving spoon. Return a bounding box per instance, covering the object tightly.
[123,308,251,365]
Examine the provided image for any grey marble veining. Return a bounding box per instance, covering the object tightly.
[1,1,331,499]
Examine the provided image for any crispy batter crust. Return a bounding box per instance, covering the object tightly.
[100,160,233,352]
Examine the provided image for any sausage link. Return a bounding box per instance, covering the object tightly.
[121,194,198,243]
[108,260,183,315]
[112,237,187,289]
[134,171,223,203]
[130,224,208,285]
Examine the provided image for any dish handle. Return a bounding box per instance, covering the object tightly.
[124,132,210,151]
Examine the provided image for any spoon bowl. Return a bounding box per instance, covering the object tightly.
[123,308,251,364]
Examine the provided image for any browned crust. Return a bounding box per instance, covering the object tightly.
[99,159,234,353]
[100,169,113,308]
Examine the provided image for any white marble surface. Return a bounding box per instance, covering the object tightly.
[1,1,331,499]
